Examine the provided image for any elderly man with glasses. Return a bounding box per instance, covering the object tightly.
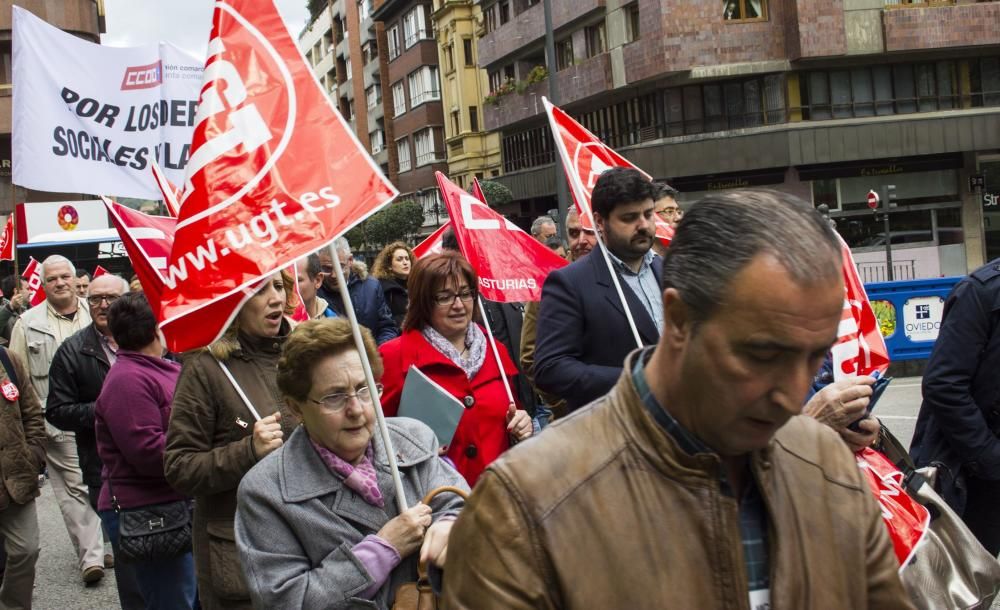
[46,274,145,606]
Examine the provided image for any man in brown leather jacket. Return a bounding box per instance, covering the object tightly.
[442,190,913,610]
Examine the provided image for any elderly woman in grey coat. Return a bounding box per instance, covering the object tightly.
[235,318,468,610]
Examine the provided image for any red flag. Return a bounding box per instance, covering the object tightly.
[92,265,110,278]
[21,257,45,307]
[158,0,397,352]
[103,197,250,351]
[653,216,674,248]
[856,448,929,567]
[289,262,309,322]
[543,98,651,219]
[0,216,13,261]
[150,160,182,218]
[470,179,486,203]
[831,235,890,379]
[436,172,567,302]
[414,222,449,259]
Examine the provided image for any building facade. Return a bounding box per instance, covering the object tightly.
[481,0,1000,278]
[431,0,502,195]
[0,0,104,214]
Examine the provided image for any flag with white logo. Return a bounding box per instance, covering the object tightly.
[21,257,45,307]
[436,172,566,302]
[0,217,13,261]
[158,0,397,352]
[831,235,891,380]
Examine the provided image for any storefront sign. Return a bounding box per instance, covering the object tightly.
[902,296,945,343]
[669,167,786,193]
[983,192,999,209]
[797,154,962,181]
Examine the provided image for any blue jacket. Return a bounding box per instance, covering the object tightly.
[319,265,399,345]
[911,259,1000,504]
[533,250,662,413]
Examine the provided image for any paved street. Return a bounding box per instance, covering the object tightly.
[28,377,925,609]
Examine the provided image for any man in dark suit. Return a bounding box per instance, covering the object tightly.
[533,168,661,412]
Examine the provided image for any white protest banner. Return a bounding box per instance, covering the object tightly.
[12,6,203,199]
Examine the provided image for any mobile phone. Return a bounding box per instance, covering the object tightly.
[847,374,893,432]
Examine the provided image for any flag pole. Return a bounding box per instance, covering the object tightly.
[543,98,643,349]
[477,296,516,409]
[328,243,408,513]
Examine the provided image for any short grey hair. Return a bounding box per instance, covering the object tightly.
[87,274,129,295]
[333,237,352,257]
[530,216,556,237]
[662,189,841,324]
[40,255,76,279]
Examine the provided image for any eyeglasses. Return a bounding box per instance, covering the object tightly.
[309,383,383,412]
[434,289,475,306]
[86,295,121,307]
[657,207,680,217]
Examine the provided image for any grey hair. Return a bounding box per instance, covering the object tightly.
[530,215,555,237]
[333,237,351,256]
[662,189,842,323]
[87,274,129,295]
[40,255,76,279]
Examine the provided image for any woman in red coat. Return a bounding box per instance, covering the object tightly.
[379,252,533,485]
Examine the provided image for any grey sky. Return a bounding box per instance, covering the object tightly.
[101,0,311,59]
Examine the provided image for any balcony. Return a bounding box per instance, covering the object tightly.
[478,0,604,68]
[483,54,611,131]
[883,1,1000,51]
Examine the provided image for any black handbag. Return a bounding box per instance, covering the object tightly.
[110,481,193,562]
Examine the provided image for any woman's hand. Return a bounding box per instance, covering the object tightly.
[420,518,455,567]
[506,404,533,442]
[252,412,284,459]
[377,503,432,558]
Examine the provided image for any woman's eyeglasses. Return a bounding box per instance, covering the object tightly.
[433,289,475,307]
[309,384,384,412]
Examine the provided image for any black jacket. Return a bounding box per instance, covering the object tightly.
[533,251,662,413]
[319,265,400,345]
[45,324,111,489]
[379,277,408,331]
[480,300,537,416]
[911,259,1000,510]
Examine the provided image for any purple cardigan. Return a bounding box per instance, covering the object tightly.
[95,351,185,511]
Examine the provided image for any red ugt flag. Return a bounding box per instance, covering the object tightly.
[436,172,566,302]
[543,98,672,248]
[21,257,45,307]
[104,198,250,351]
[159,0,397,352]
[831,235,890,379]
[0,216,13,261]
[414,222,449,259]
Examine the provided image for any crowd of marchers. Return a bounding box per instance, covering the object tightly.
[0,168,996,609]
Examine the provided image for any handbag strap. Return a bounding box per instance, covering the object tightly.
[417,486,469,581]
[0,347,19,388]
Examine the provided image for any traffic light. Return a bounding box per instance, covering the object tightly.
[885,184,896,210]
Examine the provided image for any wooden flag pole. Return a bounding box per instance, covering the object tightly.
[477,296,516,409]
[328,243,408,513]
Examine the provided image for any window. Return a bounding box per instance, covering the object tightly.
[408,66,441,107]
[414,128,437,166]
[723,0,767,20]
[488,70,502,92]
[971,57,1000,107]
[556,38,574,71]
[484,5,497,33]
[585,21,607,58]
[345,57,352,81]
[370,129,384,154]
[362,41,378,64]
[403,5,430,49]
[444,44,455,73]
[358,0,372,21]
[625,3,641,43]
[388,26,400,59]
[463,39,474,66]
[392,82,406,116]
[469,106,479,132]
[451,109,461,135]
[397,138,411,172]
[366,84,381,109]
[499,1,511,25]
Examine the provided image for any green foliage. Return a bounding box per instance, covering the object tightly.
[525,65,548,84]
[307,0,327,19]
[345,199,426,250]
[475,180,513,206]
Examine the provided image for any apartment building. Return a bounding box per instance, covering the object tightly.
[480,0,1000,280]
[431,0,502,198]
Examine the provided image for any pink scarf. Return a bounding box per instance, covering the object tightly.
[310,438,384,508]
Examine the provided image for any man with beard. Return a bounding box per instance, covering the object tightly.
[533,168,661,413]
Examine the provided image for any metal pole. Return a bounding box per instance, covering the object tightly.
[477,297,516,409]
[880,186,893,282]
[328,243,408,513]
[543,0,569,240]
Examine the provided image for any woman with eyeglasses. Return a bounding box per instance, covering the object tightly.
[164,272,298,610]
[234,318,467,609]
[379,252,533,485]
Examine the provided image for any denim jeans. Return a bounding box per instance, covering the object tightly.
[98,509,198,610]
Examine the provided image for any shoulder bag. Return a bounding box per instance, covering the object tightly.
[109,479,192,562]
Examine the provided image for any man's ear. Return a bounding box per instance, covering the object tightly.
[594,212,607,235]
[662,288,692,348]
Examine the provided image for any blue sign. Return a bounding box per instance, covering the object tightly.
[865,277,962,361]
